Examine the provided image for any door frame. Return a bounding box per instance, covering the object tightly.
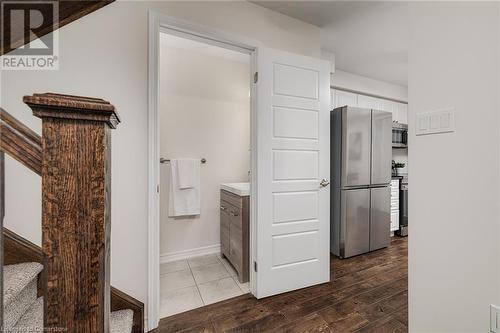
[147,11,259,330]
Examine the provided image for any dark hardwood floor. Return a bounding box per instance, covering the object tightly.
[152,237,408,333]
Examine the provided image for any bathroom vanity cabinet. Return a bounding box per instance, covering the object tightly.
[220,189,249,283]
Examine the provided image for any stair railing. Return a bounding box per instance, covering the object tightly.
[1,93,121,332]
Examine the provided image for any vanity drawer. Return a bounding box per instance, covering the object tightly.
[221,190,243,209]
[220,200,233,217]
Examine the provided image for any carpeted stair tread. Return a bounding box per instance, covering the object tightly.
[4,262,43,306]
[13,297,134,333]
[4,279,37,329]
[11,296,43,331]
[110,309,134,333]
[5,262,133,332]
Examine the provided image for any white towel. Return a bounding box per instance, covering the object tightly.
[168,159,200,217]
[177,158,199,189]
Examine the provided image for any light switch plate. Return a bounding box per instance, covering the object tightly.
[491,304,500,332]
[416,108,455,136]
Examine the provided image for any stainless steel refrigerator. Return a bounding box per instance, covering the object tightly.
[331,106,392,258]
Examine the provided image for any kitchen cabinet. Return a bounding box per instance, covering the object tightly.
[395,103,408,125]
[331,89,408,124]
[381,99,396,116]
[391,211,400,232]
[390,179,400,232]
[220,189,249,283]
[357,94,382,110]
[333,90,357,108]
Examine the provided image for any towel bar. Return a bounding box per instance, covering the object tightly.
[160,158,206,164]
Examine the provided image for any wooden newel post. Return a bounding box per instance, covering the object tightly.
[23,93,121,333]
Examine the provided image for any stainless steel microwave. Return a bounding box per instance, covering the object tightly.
[392,122,408,148]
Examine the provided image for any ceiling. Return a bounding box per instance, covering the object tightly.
[252,1,408,86]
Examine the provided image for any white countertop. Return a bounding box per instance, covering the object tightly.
[220,182,250,196]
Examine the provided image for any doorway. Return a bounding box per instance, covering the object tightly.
[157,31,252,318]
[147,13,258,328]
[148,11,332,331]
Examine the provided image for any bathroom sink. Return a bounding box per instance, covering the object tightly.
[220,182,250,196]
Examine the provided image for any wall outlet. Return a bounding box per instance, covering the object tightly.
[416,107,455,136]
[491,304,500,332]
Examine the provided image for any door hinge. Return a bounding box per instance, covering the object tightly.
[254,72,258,84]
[254,261,258,272]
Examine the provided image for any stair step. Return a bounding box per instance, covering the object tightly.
[4,279,37,329]
[12,297,134,333]
[4,262,43,306]
[4,263,134,332]
[110,309,134,333]
[12,296,43,331]
[3,262,43,330]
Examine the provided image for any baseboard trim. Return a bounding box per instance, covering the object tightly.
[160,244,221,263]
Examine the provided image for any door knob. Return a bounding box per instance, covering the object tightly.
[320,179,330,187]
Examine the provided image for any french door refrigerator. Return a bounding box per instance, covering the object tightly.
[331,106,392,258]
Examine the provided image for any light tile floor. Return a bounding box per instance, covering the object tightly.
[160,254,250,318]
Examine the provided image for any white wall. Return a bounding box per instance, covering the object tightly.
[331,69,408,102]
[408,2,500,332]
[0,0,321,309]
[159,34,250,257]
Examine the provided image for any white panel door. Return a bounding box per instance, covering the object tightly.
[255,47,330,298]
